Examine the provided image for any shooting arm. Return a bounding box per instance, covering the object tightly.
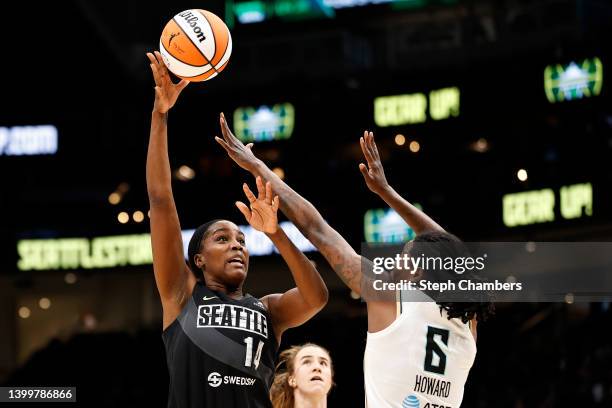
[146,52,193,328]
[147,111,194,313]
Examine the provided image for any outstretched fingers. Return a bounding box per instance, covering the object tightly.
[176,79,189,94]
[214,136,230,152]
[146,52,158,65]
[367,131,381,162]
[235,201,252,223]
[220,112,245,147]
[255,176,266,201]
[147,51,176,90]
[365,131,376,160]
[219,113,233,144]
[359,162,373,181]
[153,51,172,86]
[272,195,280,213]
[360,131,375,165]
[147,55,162,87]
[150,65,161,87]
[242,183,257,204]
[265,181,273,205]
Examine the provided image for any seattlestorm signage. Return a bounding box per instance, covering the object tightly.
[17,222,315,271]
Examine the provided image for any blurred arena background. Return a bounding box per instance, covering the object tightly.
[1,0,612,406]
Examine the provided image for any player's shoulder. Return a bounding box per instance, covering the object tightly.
[242,293,269,312]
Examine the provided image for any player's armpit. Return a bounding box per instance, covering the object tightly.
[262,289,324,339]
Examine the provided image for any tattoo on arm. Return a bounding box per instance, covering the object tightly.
[250,163,364,292]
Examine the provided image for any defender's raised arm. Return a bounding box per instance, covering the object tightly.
[358,131,444,235]
[216,113,364,295]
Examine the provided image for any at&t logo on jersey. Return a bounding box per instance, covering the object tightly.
[197,304,268,338]
[403,394,452,408]
[207,371,256,387]
[403,395,420,408]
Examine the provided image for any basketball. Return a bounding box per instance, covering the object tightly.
[159,9,232,82]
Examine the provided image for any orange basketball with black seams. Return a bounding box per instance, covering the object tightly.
[159,9,232,82]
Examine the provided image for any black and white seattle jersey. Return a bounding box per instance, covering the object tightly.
[163,282,277,408]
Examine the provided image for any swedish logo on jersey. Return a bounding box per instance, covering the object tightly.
[403,394,420,408]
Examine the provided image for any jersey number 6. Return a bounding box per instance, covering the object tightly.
[424,326,449,375]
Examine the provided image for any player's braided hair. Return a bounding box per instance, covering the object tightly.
[411,230,495,323]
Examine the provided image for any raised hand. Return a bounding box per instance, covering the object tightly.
[359,131,390,196]
[146,51,189,114]
[236,176,280,234]
[215,113,260,172]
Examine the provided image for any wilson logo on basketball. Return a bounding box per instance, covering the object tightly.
[159,9,232,82]
[178,11,206,42]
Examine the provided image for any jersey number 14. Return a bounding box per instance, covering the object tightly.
[244,337,264,369]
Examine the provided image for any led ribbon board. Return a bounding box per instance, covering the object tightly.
[227,0,459,26]
[374,87,460,127]
[233,103,295,142]
[17,222,315,271]
[326,0,459,9]
[364,208,416,243]
[503,183,592,228]
[227,0,334,27]
[0,125,58,156]
[544,57,603,103]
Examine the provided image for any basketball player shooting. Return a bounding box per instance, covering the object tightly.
[217,117,493,408]
[146,52,329,408]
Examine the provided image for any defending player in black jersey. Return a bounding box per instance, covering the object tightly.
[146,51,329,408]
